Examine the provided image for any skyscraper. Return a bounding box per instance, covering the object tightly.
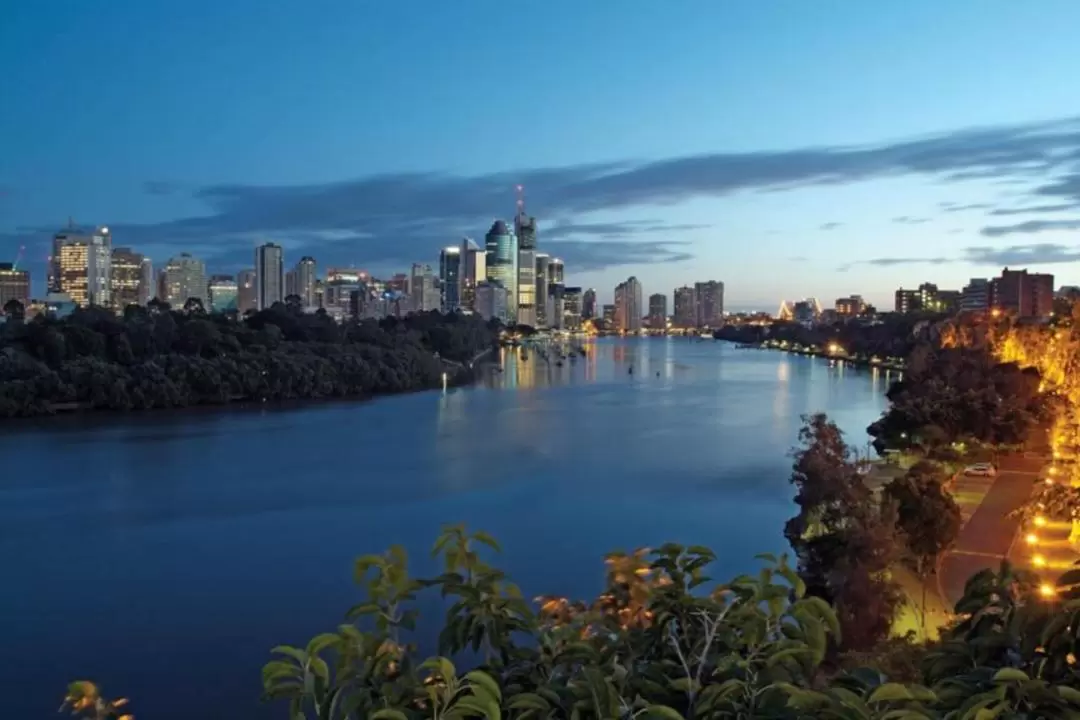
[515,194,538,327]
[110,247,151,308]
[0,263,30,308]
[582,288,597,319]
[694,281,724,327]
[648,293,668,329]
[410,263,440,312]
[563,287,583,331]
[484,220,517,322]
[237,269,257,313]
[460,238,486,312]
[439,246,462,312]
[614,277,643,333]
[673,286,696,327]
[256,242,284,309]
[56,226,112,307]
[534,252,550,326]
[295,256,317,308]
[162,253,207,307]
[208,275,239,312]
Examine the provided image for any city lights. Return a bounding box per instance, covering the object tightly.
[1033,554,1047,568]
[1026,533,1039,545]
[1035,515,1048,527]
[1040,583,1057,599]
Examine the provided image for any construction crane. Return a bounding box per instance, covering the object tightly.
[12,245,25,271]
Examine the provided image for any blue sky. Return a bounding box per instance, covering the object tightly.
[4,1,1080,310]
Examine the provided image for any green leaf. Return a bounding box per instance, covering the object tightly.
[991,668,1029,683]
[465,670,502,703]
[644,705,685,720]
[369,710,410,720]
[306,632,340,655]
[867,683,915,704]
[507,693,551,711]
[1058,686,1080,704]
[473,531,502,552]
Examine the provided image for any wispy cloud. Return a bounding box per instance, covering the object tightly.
[7,115,1080,273]
[819,222,843,231]
[940,202,991,212]
[892,216,930,225]
[840,242,1080,270]
[980,218,1080,237]
[987,202,1078,216]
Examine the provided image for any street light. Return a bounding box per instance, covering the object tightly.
[1035,515,1048,527]
[1040,583,1057,599]
[1034,554,1048,568]
[1026,533,1039,545]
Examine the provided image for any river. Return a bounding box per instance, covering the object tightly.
[0,337,893,719]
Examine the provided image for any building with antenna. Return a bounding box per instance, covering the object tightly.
[514,185,538,327]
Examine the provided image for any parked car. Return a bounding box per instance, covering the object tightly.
[964,463,996,477]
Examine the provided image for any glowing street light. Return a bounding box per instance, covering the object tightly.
[1034,554,1048,568]
[1040,583,1057,599]
[1035,515,1048,527]
[1026,533,1039,545]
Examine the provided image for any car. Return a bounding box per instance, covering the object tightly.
[963,463,997,477]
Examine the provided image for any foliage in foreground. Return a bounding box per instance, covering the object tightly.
[245,526,1080,719]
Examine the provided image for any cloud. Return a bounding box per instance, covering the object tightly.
[819,222,843,231]
[988,202,1078,216]
[980,219,1080,237]
[840,242,1080,270]
[892,216,931,225]
[10,114,1080,275]
[940,202,991,212]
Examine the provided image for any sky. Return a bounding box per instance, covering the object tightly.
[4,1,1080,311]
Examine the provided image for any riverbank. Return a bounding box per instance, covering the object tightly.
[718,338,906,371]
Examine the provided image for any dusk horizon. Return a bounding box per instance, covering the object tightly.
[5,1,1080,308]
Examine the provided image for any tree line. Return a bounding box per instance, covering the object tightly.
[0,300,500,418]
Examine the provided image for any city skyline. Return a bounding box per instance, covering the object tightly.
[5,2,1080,309]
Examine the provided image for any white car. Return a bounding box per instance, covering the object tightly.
[964,463,996,477]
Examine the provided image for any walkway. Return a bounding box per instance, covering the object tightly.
[938,455,1042,606]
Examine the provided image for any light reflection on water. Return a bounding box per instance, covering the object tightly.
[0,337,890,720]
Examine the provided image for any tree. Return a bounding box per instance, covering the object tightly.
[3,297,25,321]
[786,413,902,651]
[182,297,206,314]
[285,294,303,312]
[883,461,962,638]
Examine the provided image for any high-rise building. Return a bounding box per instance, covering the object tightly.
[673,286,696,327]
[895,288,920,313]
[563,287,583,331]
[990,267,1054,318]
[834,295,865,316]
[694,281,724,327]
[56,226,112,307]
[255,242,284,310]
[582,288,597,320]
[614,277,643,332]
[293,256,317,309]
[410,263,440,312]
[439,246,462,312]
[475,281,511,323]
[460,238,486,312]
[208,275,238,312]
[602,304,616,326]
[110,247,151,309]
[0,263,30,308]
[162,253,207,307]
[515,203,538,327]
[237,269,257,313]
[546,257,565,328]
[961,278,990,312]
[648,293,668,329]
[895,282,954,314]
[534,253,550,326]
[484,221,518,322]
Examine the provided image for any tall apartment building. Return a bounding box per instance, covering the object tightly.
[990,267,1054,319]
[460,238,486,312]
[648,293,668,329]
[294,256,317,308]
[961,278,990,311]
[110,247,152,308]
[484,221,518,322]
[515,207,538,327]
[475,281,510,323]
[694,281,724,327]
[208,275,239,312]
[55,226,112,307]
[582,288,597,320]
[563,287,583,331]
[0,263,30,308]
[534,253,550,326]
[614,276,643,332]
[162,253,207,307]
[673,286,696,328]
[439,246,461,312]
[834,295,865,316]
[410,263,440,312]
[237,269,257,313]
[255,243,284,310]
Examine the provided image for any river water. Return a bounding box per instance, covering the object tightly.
[0,338,892,719]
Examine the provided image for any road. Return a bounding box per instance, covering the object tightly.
[938,455,1041,606]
